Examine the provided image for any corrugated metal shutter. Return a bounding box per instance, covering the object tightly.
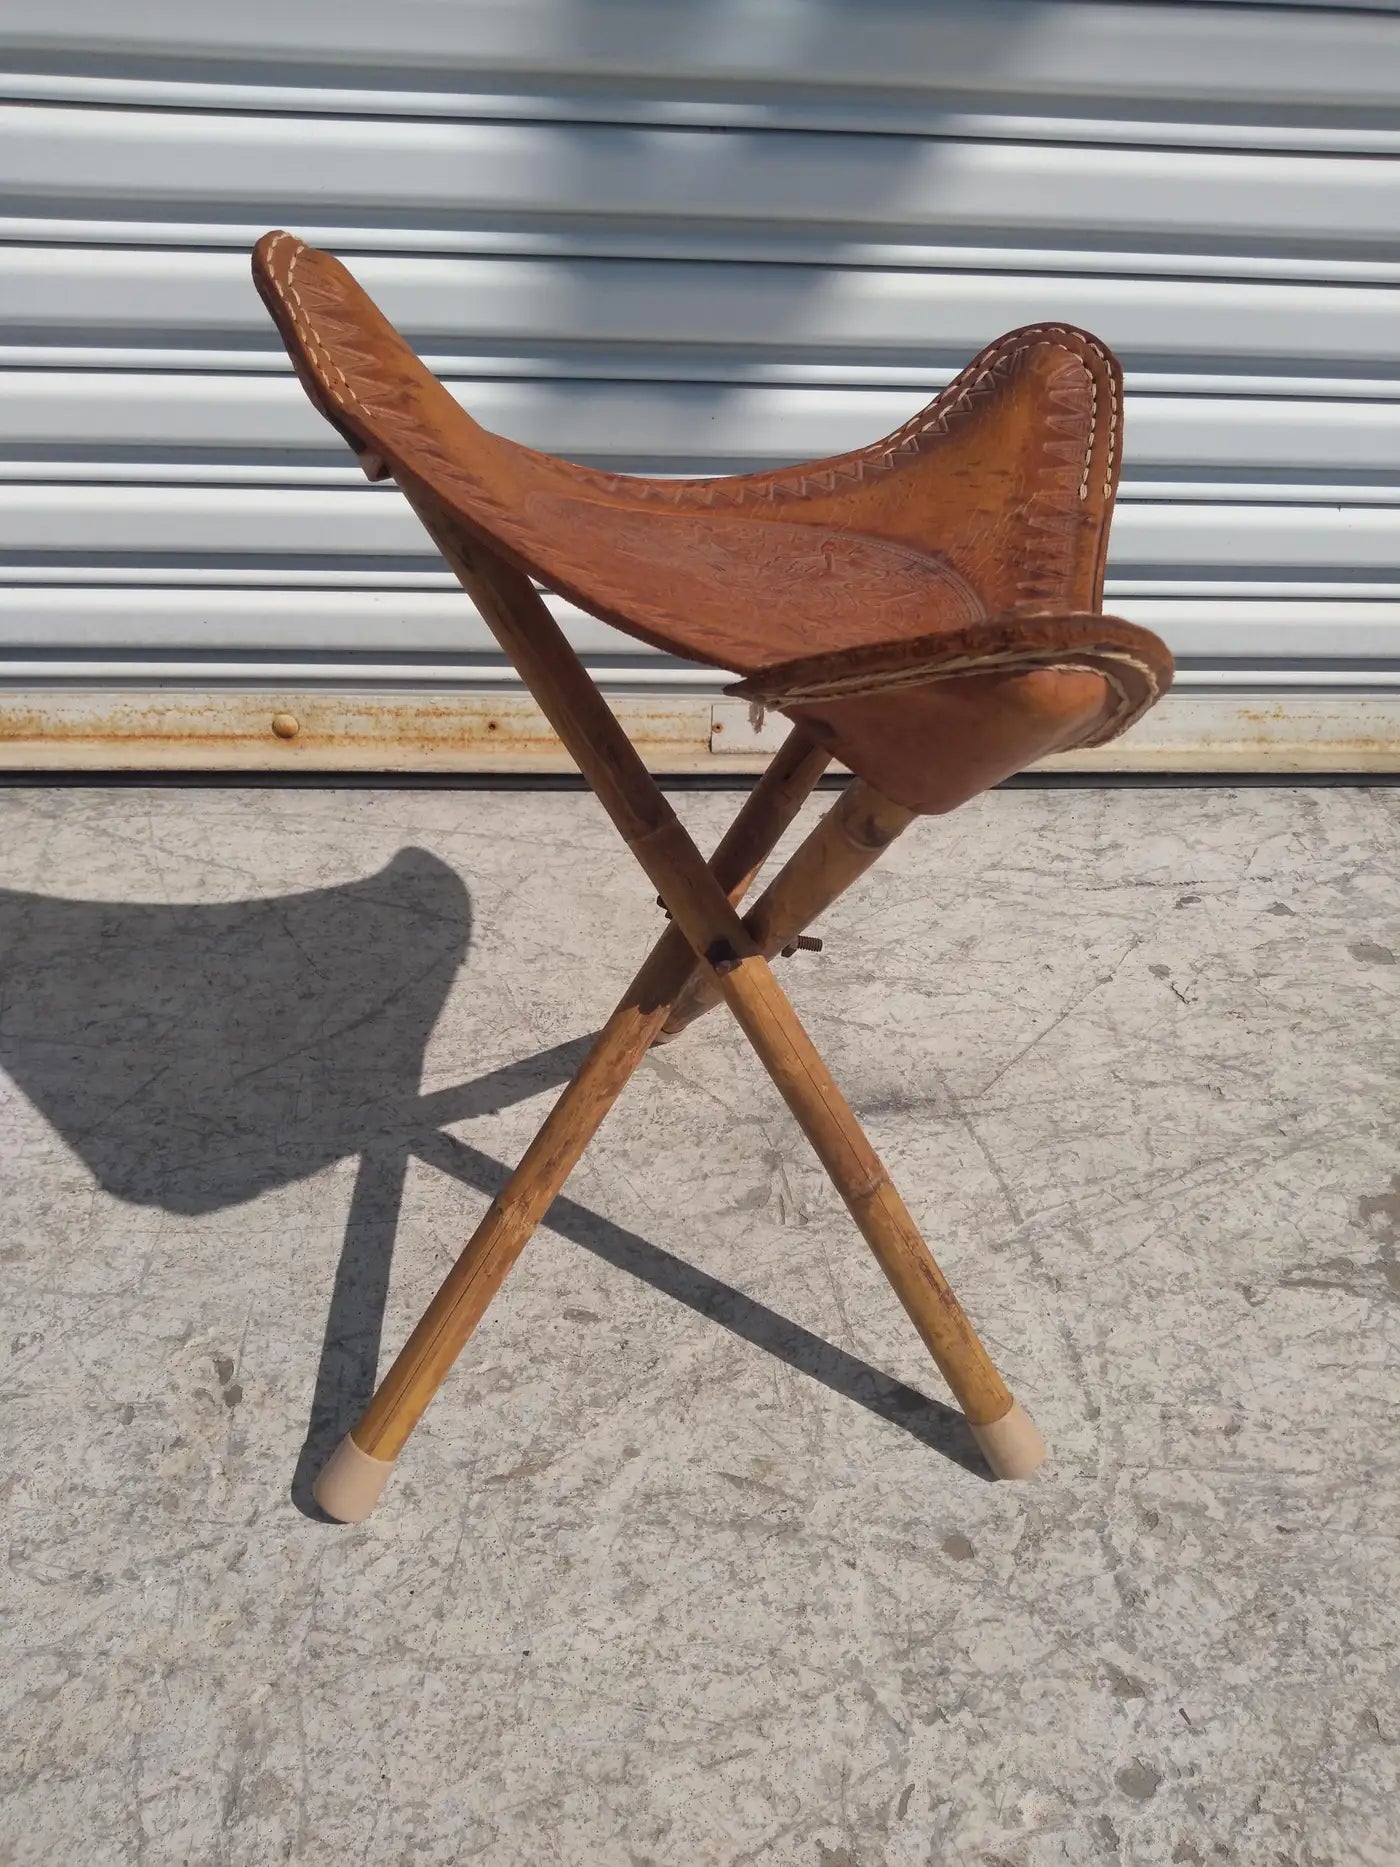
[2,1,1399,770]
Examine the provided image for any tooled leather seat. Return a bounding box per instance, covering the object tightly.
[253,231,1172,810]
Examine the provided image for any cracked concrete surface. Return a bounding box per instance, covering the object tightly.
[1,780,1397,1867]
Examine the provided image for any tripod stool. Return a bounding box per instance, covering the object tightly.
[252,232,1173,1522]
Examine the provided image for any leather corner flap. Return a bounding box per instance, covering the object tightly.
[251,231,408,481]
[729,612,1173,814]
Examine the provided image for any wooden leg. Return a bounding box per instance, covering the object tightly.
[313,728,829,1520]
[654,777,915,1045]
[315,491,1044,1521]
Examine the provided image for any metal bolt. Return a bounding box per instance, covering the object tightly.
[705,939,741,975]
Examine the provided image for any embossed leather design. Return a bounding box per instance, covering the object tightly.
[252,231,1173,809]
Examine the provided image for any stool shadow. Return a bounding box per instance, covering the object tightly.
[0,846,985,1518]
[410,1118,984,1479]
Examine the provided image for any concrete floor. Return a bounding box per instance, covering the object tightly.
[1,779,1397,1867]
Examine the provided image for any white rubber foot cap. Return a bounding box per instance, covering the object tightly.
[970,1401,1046,1480]
[313,1434,396,1523]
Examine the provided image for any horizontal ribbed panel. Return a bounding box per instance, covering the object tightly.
[4,1,1398,121]
[5,375,1400,480]
[2,589,1396,664]
[1,0,1397,712]
[8,485,1400,572]
[5,106,1397,260]
[7,249,1399,369]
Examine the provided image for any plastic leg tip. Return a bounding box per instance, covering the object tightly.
[313,1433,396,1523]
[970,1400,1046,1480]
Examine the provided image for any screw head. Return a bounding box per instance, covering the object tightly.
[705,938,741,975]
[271,712,300,740]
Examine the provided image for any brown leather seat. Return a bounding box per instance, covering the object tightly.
[253,231,1172,811]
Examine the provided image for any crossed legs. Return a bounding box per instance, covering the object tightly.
[314,728,833,1518]
[314,498,1044,1522]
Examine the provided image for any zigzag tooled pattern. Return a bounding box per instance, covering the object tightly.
[536,338,1028,511]
[497,340,1108,628]
[265,238,521,539]
[264,237,1116,633]
[1012,357,1096,609]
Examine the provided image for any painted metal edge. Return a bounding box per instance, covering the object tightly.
[710,693,1400,774]
[0,689,1397,775]
[0,690,717,774]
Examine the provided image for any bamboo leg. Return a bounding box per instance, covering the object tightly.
[313,727,829,1520]
[317,491,1043,1519]
[654,777,915,1045]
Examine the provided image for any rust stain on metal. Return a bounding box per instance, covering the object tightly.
[0,691,726,772]
[1,691,1398,775]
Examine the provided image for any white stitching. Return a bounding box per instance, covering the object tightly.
[1028,322,1121,505]
[757,643,1159,745]
[604,320,1120,513]
[263,232,363,415]
[262,233,1128,646]
[260,242,1146,743]
[834,321,1121,561]
[886,322,1121,509]
[764,642,1157,706]
[260,240,1122,520]
[1083,376,1097,501]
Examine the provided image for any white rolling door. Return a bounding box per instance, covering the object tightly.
[1,1,1397,771]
